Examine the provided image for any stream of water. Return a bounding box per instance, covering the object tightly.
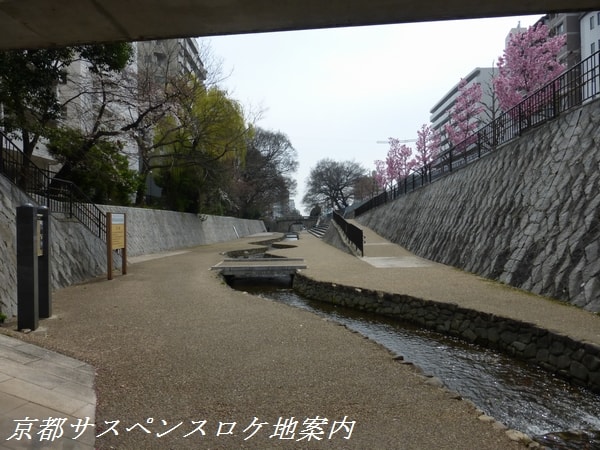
[230,278,600,449]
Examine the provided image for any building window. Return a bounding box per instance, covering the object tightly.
[555,23,564,35]
[593,42,597,54]
[591,15,595,30]
[154,52,166,65]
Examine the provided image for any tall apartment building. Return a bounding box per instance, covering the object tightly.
[24,38,206,172]
[429,67,496,150]
[137,38,207,83]
[0,37,208,207]
[580,11,600,59]
[541,13,582,68]
[28,54,135,174]
[59,53,140,168]
[580,11,600,101]
[135,38,207,200]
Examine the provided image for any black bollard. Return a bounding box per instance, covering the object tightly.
[17,204,39,331]
[37,206,51,319]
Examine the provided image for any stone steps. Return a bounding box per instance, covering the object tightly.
[307,225,329,238]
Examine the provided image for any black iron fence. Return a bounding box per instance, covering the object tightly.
[0,133,106,240]
[332,210,364,256]
[356,50,600,217]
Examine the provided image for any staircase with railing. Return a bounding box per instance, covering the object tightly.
[0,132,106,240]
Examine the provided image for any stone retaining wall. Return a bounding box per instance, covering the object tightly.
[322,221,355,256]
[356,99,600,312]
[0,176,33,320]
[100,205,266,257]
[294,274,600,393]
[0,173,266,318]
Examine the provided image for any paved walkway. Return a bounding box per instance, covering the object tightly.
[282,224,600,346]
[0,335,95,449]
[1,226,599,449]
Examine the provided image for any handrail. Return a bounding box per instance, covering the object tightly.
[356,49,600,217]
[332,210,364,256]
[0,132,107,240]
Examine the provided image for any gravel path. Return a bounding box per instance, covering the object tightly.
[3,235,526,449]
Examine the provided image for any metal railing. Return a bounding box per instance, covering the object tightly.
[356,50,600,217]
[0,132,106,240]
[332,210,363,256]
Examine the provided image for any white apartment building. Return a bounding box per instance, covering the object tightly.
[26,38,206,173]
[135,38,207,200]
[17,55,135,175]
[59,53,139,168]
[580,11,600,58]
[580,11,600,101]
[429,67,496,150]
[542,12,582,68]
[137,38,206,83]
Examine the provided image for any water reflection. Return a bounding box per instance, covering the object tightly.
[229,279,600,450]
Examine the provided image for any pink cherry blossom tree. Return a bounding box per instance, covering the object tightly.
[444,79,483,153]
[373,159,390,191]
[386,138,415,184]
[493,22,566,112]
[373,138,416,190]
[413,124,441,168]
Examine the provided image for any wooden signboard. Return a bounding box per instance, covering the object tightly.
[107,212,127,280]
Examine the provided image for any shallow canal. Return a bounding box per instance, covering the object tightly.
[229,278,600,450]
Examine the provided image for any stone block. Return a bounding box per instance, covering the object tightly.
[569,360,588,381]
[588,371,600,392]
[500,330,517,344]
[461,328,477,342]
[522,343,538,359]
[583,353,600,372]
[555,354,572,370]
[487,327,499,344]
[571,348,586,362]
[512,341,527,353]
[549,340,566,355]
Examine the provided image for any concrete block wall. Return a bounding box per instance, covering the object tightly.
[100,206,266,257]
[0,177,266,318]
[0,176,30,321]
[357,99,600,312]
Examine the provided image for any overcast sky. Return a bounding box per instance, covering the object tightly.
[207,14,541,213]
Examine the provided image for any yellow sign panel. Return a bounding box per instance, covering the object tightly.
[107,212,127,280]
[111,214,125,250]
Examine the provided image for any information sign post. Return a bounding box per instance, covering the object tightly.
[37,206,51,318]
[106,212,127,280]
[16,204,38,330]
